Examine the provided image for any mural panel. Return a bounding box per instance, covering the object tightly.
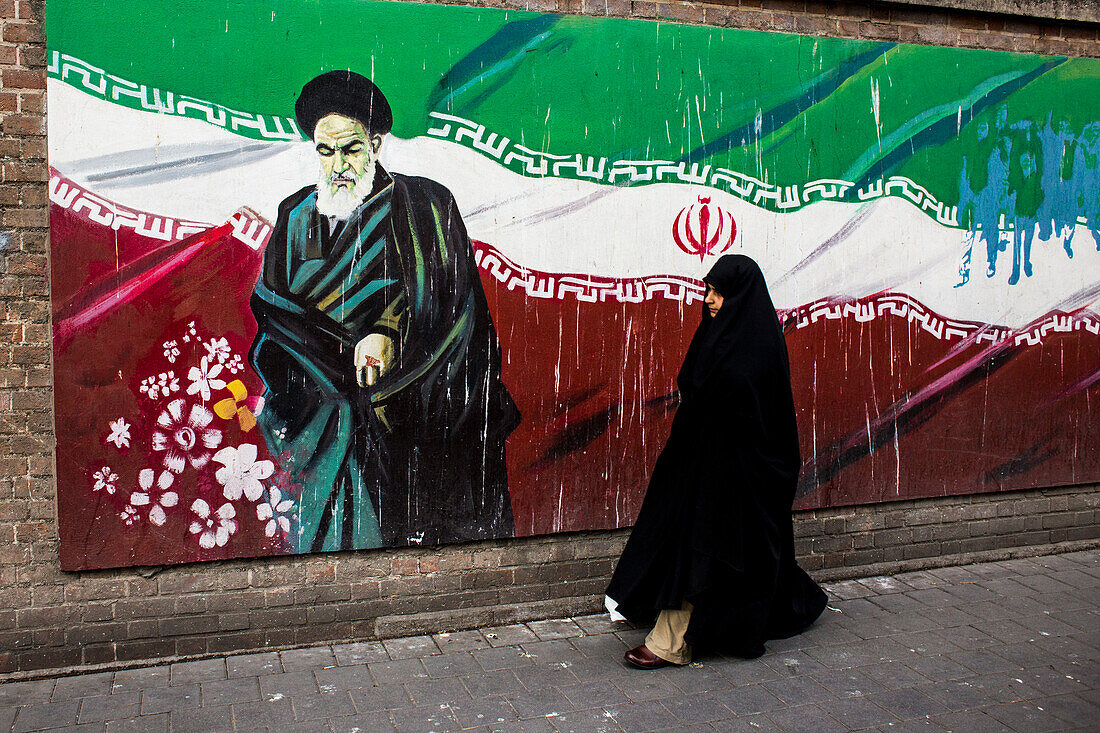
[47,0,1100,570]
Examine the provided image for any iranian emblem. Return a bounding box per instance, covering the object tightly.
[672,196,737,261]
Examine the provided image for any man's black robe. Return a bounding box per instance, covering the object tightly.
[250,168,520,551]
[606,255,827,658]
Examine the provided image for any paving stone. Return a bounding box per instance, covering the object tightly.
[765,702,842,731]
[569,633,628,658]
[1033,693,1100,727]
[390,703,460,733]
[1015,666,1089,696]
[902,654,978,682]
[433,630,490,653]
[314,663,374,692]
[462,670,527,699]
[606,700,680,731]
[969,618,1039,645]
[0,708,14,732]
[258,670,319,698]
[404,676,472,707]
[712,658,783,687]
[421,651,485,678]
[229,697,294,730]
[763,675,840,710]
[76,691,141,722]
[810,669,887,699]
[890,631,963,656]
[947,648,1023,675]
[0,679,54,706]
[445,695,519,729]
[12,700,80,732]
[520,639,588,666]
[52,671,114,701]
[762,650,831,678]
[963,672,1043,702]
[931,624,997,650]
[488,715,557,733]
[106,712,169,733]
[368,657,430,682]
[200,676,261,707]
[168,704,234,733]
[330,710,398,732]
[708,713,784,732]
[383,635,440,660]
[559,680,630,709]
[291,690,356,721]
[169,658,227,686]
[857,662,933,690]
[666,664,732,695]
[473,646,537,672]
[504,687,575,719]
[817,696,897,729]
[982,699,1067,732]
[720,684,786,716]
[348,683,415,712]
[332,640,390,666]
[564,655,633,684]
[227,651,282,678]
[513,662,582,691]
[483,624,541,647]
[140,684,199,715]
[611,671,682,703]
[111,666,170,693]
[866,687,950,720]
[913,680,993,712]
[660,692,735,724]
[572,614,620,636]
[526,619,584,641]
[867,593,926,614]
[548,706,622,732]
[806,637,912,669]
[280,646,337,671]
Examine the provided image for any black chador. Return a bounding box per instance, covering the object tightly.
[606,254,827,659]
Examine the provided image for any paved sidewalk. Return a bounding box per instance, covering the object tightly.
[2,550,1097,732]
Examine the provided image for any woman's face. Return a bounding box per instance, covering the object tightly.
[704,284,724,317]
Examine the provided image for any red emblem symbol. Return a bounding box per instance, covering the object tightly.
[672,196,737,261]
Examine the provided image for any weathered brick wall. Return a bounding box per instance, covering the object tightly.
[2,0,1098,678]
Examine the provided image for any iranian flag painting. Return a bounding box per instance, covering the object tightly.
[47,0,1100,570]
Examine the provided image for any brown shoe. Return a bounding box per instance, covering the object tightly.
[624,645,672,670]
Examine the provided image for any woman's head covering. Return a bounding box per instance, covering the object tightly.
[679,254,788,395]
[296,71,393,139]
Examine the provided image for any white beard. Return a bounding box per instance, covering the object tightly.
[315,160,377,221]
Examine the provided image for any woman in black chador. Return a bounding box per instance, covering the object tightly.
[606,254,827,669]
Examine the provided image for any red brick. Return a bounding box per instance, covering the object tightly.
[2,22,42,43]
[2,114,43,135]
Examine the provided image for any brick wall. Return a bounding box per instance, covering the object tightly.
[2,0,1098,678]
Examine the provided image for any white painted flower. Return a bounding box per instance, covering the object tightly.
[186,357,226,402]
[189,499,237,549]
[151,398,223,474]
[119,504,139,526]
[225,353,245,374]
[256,487,294,537]
[139,376,157,399]
[204,337,232,364]
[105,417,131,449]
[182,320,198,344]
[213,443,274,502]
[136,468,179,526]
[162,339,180,363]
[92,466,118,494]
[156,371,180,397]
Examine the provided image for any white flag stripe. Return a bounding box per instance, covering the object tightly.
[49,80,1100,329]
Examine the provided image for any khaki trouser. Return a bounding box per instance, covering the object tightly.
[645,600,693,665]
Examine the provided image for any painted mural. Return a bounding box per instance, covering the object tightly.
[47,0,1100,570]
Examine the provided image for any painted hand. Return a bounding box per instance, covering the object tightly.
[354,333,394,388]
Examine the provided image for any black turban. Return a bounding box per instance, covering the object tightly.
[295,71,393,139]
